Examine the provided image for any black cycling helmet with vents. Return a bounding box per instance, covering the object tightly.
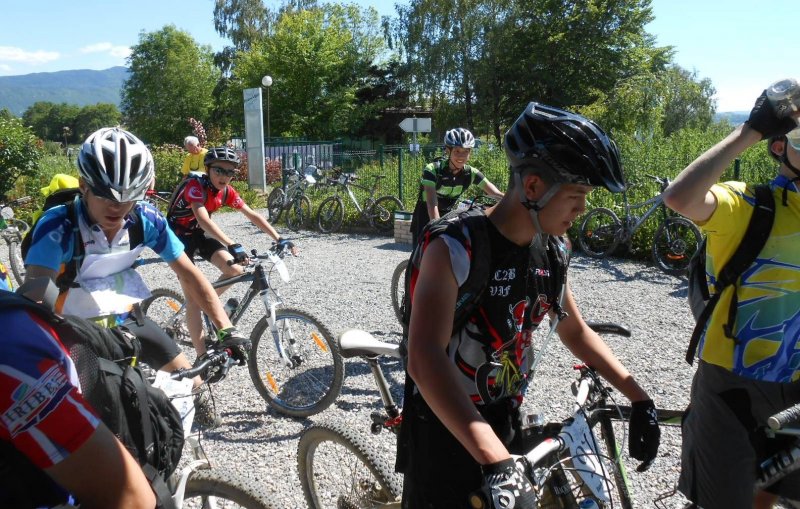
[504,102,626,194]
[204,146,241,167]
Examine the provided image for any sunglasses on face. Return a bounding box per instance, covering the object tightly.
[212,167,237,177]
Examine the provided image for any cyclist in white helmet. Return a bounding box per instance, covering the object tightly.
[409,127,504,245]
[23,127,249,428]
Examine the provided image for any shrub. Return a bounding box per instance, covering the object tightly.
[0,118,44,200]
[151,143,185,193]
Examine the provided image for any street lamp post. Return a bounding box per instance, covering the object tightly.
[261,75,273,143]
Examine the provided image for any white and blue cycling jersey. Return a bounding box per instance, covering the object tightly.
[26,199,184,270]
[25,199,185,319]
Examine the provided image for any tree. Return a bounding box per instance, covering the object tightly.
[0,117,43,200]
[22,102,80,142]
[227,4,385,138]
[121,25,220,144]
[0,108,15,121]
[74,103,122,141]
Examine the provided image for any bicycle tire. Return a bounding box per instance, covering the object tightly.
[183,468,279,509]
[369,196,403,234]
[140,288,192,346]
[247,308,344,418]
[297,421,403,509]
[286,194,311,232]
[578,207,622,258]
[390,260,407,326]
[316,195,345,233]
[652,216,702,276]
[8,239,25,286]
[267,187,286,223]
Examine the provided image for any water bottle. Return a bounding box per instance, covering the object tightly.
[578,497,600,509]
[223,298,239,318]
[766,78,800,118]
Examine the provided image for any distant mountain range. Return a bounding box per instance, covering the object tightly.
[714,111,748,125]
[0,67,128,116]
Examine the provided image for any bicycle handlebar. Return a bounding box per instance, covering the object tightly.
[169,348,232,381]
[585,321,631,337]
[768,401,800,430]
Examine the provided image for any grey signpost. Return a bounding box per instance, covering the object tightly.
[399,117,432,154]
[243,87,266,192]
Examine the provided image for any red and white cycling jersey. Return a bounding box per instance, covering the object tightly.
[168,175,244,234]
[0,309,99,469]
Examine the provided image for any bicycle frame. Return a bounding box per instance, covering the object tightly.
[329,175,383,217]
[617,191,666,242]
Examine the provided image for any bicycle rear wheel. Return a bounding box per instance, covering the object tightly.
[316,195,345,233]
[369,196,403,234]
[652,217,701,276]
[297,421,402,509]
[390,260,407,326]
[286,194,311,232]
[183,468,278,508]
[248,308,343,418]
[267,187,286,223]
[140,288,192,346]
[8,239,25,286]
[578,208,621,258]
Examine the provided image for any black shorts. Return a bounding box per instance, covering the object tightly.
[679,361,800,507]
[122,316,181,369]
[177,229,226,263]
[397,392,522,509]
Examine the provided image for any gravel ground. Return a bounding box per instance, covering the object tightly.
[1,209,698,508]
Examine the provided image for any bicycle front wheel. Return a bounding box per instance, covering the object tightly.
[248,308,343,417]
[652,217,702,276]
[267,187,286,223]
[316,195,345,233]
[369,196,403,233]
[183,468,278,508]
[390,260,408,326]
[298,421,403,509]
[8,239,25,286]
[578,208,621,258]
[286,194,311,232]
[140,288,192,346]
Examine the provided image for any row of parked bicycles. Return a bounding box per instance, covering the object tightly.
[266,167,404,235]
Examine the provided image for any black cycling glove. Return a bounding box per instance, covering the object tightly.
[216,327,251,366]
[227,243,248,264]
[480,457,537,509]
[628,399,660,472]
[276,237,295,251]
[745,90,798,140]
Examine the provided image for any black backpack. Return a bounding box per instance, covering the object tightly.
[0,291,183,509]
[685,183,775,364]
[21,189,144,292]
[166,174,229,232]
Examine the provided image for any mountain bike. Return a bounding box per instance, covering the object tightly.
[145,188,174,212]
[0,196,32,285]
[315,173,403,234]
[577,174,701,276]
[297,324,683,509]
[153,345,279,508]
[267,168,315,231]
[141,241,344,418]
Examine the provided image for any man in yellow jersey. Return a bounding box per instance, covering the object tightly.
[181,136,208,176]
[664,86,800,509]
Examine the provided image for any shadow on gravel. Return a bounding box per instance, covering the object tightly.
[375,242,412,253]
[570,255,690,289]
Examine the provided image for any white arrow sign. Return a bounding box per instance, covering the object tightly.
[399,117,431,133]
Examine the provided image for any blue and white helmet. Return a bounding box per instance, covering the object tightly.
[444,128,476,149]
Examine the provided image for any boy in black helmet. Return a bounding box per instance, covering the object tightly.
[167,146,296,356]
[396,103,660,509]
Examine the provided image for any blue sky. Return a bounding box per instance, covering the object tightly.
[2,0,797,112]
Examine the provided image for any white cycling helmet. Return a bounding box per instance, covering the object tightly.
[77,127,154,202]
[444,128,476,149]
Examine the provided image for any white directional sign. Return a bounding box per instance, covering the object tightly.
[399,117,432,133]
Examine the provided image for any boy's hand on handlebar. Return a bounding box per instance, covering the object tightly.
[216,327,251,366]
[276,237,299,256]
[480,456,537,509]
[227,243,249,265]
[628,399,660,472]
